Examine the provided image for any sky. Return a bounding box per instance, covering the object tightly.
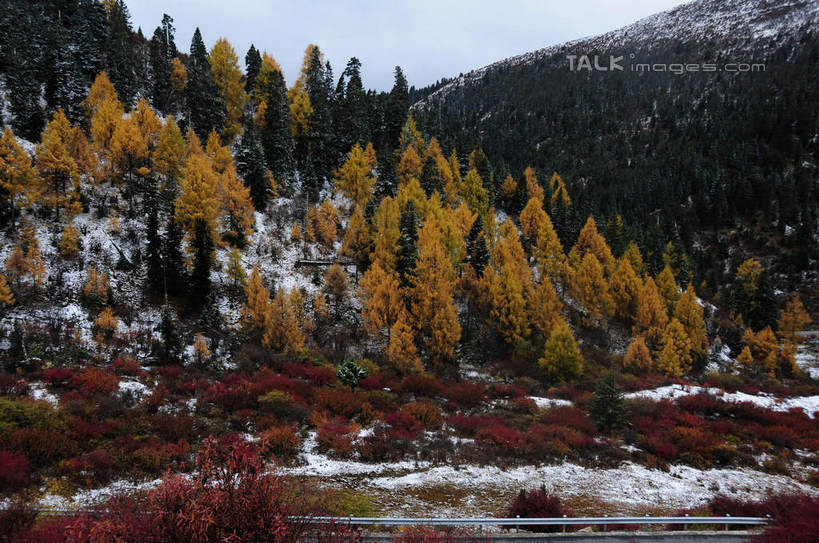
[128,0,693,91]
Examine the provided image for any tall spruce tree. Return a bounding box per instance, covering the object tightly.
[587,370,627,434]
[303,46,334,192]
[385,66,409,153]
[235,123,269,210]
[261,69,294,187]
[244,45,261,94]
[150,14,177,115]
[186,28,224,139]
[190,218,214,306]
[4,4,45,140]
[466,215,489,275]
[163,206,187,297]
[104,0,136,105]
[145,190,164,296]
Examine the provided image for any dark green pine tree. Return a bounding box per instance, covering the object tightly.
[4,4,45,141]
[302,45,334,188]
[158,305,182,365]
[132,28,151,102]
[244,44,262,94]
[261,69,294,188]
[145,191,164,296]
[587,370,627,434]
[74,0,107,86]
[748,270,778,330]
[420,153,443,196]
[104,0,136,105]
[150,14,177,115]
[190,218,214,308]
[43,5,85,123]
[385,66,409,153]
[465,215,489,275]
[162,207,187,297]
[333,57,369,154]
[186,27,225,140]
[235,123,269,210]
[396,201,419,288]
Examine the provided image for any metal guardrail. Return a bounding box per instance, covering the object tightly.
[307,515,769,531]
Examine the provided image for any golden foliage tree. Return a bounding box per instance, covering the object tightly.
[673,284,708,356]
[623,335,652,372]
[242,267,270,336]
[155,116,186,182]
[500,174,517,204]
[572,216,615,275]
[341,206,371,267]
[539,319,583,382]
[397,145,423,186]
[36,109,81,219]
[264,288,305,354]
[523,166,544,203]
[549,171,571,208]
[171,57,188,92]
[218,166,255,244]
[208,38,246,140]
[360,262,403,338]
[306,201,339,248]
[0,127,43,224]
[110,114,148,181]
[485,221,533,344]
[334,143,376,209]
[226,247,247,290]
[370,196,400,272]
[623,241,645,277]
[634,277,669,345]
[519,196,547,252]
[460,168,489,216]
[736,258,763,297]
[777,294,811,344]
[572,253,615,328]
[254,52,283,103]
[132,97,162,152]
[410,221,461,367]
[83,71,118,116]
[0,275,14,306]
[175,153,221,241]
[657,318,693,377]
[58,224,81,259]
[94,305,119,345]
[386,311,423,375]
[655,265,680,312]
[610,256,642,321]
[527,276,563,339]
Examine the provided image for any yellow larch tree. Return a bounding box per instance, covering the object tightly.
[657,318,693,377]
[341,206,371,268]
[218,165,255,244]
[254,52,283,103]
[572,252,615,328]
[572,216,615,275]
[386,310,423,375]
[109,113,148,182]
[205,130,235,174]
[359,262,403,338]
[410,220,461,367]
[0,126,43,225]
[500,174,517,205]
[610,256,643,321]
[623,241,645,277]
[242,267,270,336]
[519,196,547,252]
[36,109,81,220]
[527,276,563,339]
[736,258,763,298]
[154,116,186,183]
[484,220,533,344]
[523,166,544,203]
[83,71,118,116]
[58,223,81,259]
[264,288,305,354]
[0,274,14,307]
[623,335,652,372]
[673,284,708,356]
[175,152,221,242]
[777,294,811,345]
[208,38,246,141]
[538,319,583,383]
[460,168,489,216]
[334,143,376,209]
[68,126,98,182]
[549,171,571,208]
[370,196,401,272]
[655,265,680,312]
[88,79,125,159]
[171,57,187,92]
[132,97,162,153]
[396,145,423,186]
[533,211,567,287]
[634,277,669,346]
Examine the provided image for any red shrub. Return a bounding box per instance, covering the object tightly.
[281,362,307,378]
[476,423,523,451]
[5,428,77,468]
[446,414,506,437]
[487,383,526,399]
[539,406,596,436]
[313,388,365,419]
[402,401,444,430]
[42,367,75,386]
[384,411,424,441]
[305,365,337,386]
[260,424,301,461]
[393,526,472,543]
[70,367,119,396]
[0,450,29,490]
[316,417,358,457]
[149,414,194,442]
[398,374,445,397]
[506,486,574,532]
[112,357,141,376]
[359,374,384,390]
[158,366,181,379]
[444,381,486,407]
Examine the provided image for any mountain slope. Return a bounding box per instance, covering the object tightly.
[412,0,819,298]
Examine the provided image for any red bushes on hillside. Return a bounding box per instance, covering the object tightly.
[506,486,574,532]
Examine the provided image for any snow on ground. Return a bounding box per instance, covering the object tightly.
[28,381,59,407]
[529,396,573,409]
[37,478,163,510]
[795,331,819,380]
[625,384,819,418]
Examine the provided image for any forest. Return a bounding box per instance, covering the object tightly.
[0,0,817,541]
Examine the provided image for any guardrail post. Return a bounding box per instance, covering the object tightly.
[562,514,567,533]
[603,514,607,532]
[725,513,730,531]
[643,514,649,531]
[684,513,689,531]
[516,514,520,533]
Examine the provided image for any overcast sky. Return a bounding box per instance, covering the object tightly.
[128,0,692,91]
